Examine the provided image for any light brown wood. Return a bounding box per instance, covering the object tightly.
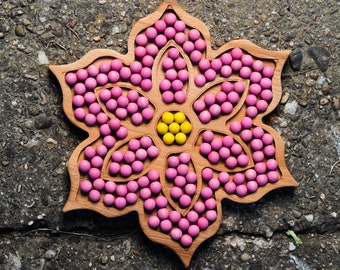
[50,0,297,267]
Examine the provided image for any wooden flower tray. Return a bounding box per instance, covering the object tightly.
[50,0,297,266]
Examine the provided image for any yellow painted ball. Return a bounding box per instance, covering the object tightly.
[157,122,168,135]
[174,111,186,124]
[161,111,174,124]
[175,132,187,144]
[180,121,192,134]
[163,132,175,145]
[169,122,180,134]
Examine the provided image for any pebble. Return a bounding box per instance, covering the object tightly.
[319,98,329,106]
[304,214,314,223]
[241,253,251,261]
[99,255,109,264]
[289,49,303,71]
[34,116,53,129]
[308,46,330,72]
[44,250,56,260]
[288,242,296,251]
[2,160,10,166]
[15,25,26,37]
[284,100,298,115]
[38,51,49,65]
[280,92,290,104]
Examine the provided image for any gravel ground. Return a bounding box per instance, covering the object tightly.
[0,0,339,269]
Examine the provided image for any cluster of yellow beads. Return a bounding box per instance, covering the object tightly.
[157,111,192,145]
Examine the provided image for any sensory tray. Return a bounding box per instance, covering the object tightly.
[50,0,298,267]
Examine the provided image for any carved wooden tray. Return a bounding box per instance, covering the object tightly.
[50,0,297,266]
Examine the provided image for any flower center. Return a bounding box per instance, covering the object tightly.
[157,111,192,145]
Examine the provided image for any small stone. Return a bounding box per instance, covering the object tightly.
[110,255,115,262]
[319,98,329,106]
[93,36,101,42]
[284,100,298,115]
[332,96,339,110]
[15,25,26,37]
[270,35,279,43]
[2,160,9,166]
[288,242,296,251]
[331,212,337,218]
[289,49,303,71]
[280,92,290,104]
[38,51,49,65]
[34,116,53,129]
[304,214,314,222]
[99,255,109,264]
[308,46,330,72]
[305,79,315,87]
[241,253,251,261]
[44,250,56,260]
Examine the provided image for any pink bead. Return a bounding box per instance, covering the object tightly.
[268,171,279,183]
[135,46,147,59]
[184,183,196,196]
[205,198,217,210]
[246,94,258,106]
[208,151,220,164]
[218,172,230,184]
[226,156,237,169]
[157,208,169,220]
[167,155,180,168]
[148,215,160,228]
[111,59,123,71]
[197,217,209,230]
[264,145,275,157]
[169,210,182,223]
[249,83,262,95]
[237,154,249,167]
[180,234,193,247]
[116,126,128,139]
[234,81,245,94]
[178,218,190,230]
[155,34,167,47]
[84,114,97,126]
[204,93,216,106]
[204,69,217,81]
[89,189,101,202]
[115,108,128,120]
[230,121,242,133]
[137,96,149,109]
[99,124,111,136]
[262,133,274,145]
[221,53,232,65]
[127,181,138,193]
[256,174,268,186]
[211,59,222,71]
[140,136,152,148]
[140,187,152,200]
[201,187,213,199]
[74,83,86,95]
[120,67,131,80]
[252,60,264,72]
[236,185,248,197]
[186,172,197,183]
[260,89,273,102]
[231,48,243,60]
[194,39,206,51]
[239,66,252,78]
[103,194,115,206]
[147,145,159,158]
[145,27,158,40]
[179,194,191,208]
[233,173,245,185]
[127,102,138,115]
[115,197,127,209]
[256,100,268,112]
[190,50,202,63]
[87,64,100,77]
[218,147,230,159]
[141,67,152,79]
[266,159,278,171]
[188,29,200,41]
[174,20,186,32]
[231,60,242,71]
[138,176,149,188]
[183,41,195,54]
[135,33,148,46]
[115,185,128,197]
[199,111,211,123]
[142,56,154,68]
[262,65,274,78]
[177,164,189,176]
[221,101,233,114]
[80,180,92,193]
[205,210,217,222]
[96,144,107,157]
[141,79,153,91]
[79,160,91,173]
[91,155,103,168]
[96,73,109,85]
[76,69,88,81]
[170,228,183,241]
[164,27,176,39]
[245,169,257,181]
[175,32,186,45]
[155,196,167,208]
[164,12,177,25]
[250,72,262,83]
[215,91,227,104]
[252,151,265,163]
[84,92,96,104]
[252,126,264,138]
[160,220,172,232]
[65,72,77,85]
[260,78,272,89]
[171,186,183,199]
[188,225,200,237]
[108,70,120,83]
[200,143,212,155]
[126,193,138,205]
[105,181,117,193]
[166,168,177,180]
[247,181,258,193]
[227,91,240,104]
[174,91,186,103]
[251,139,263,151]
[84,146,96,159]
[93,178,105,190]
[193,100,206,112]
[208,178,220,190]
[224,181,236,194]
[172,79,183,91]
[241,54,253,66]
[148,170,160,183]
[199,59,211,71]
[132,160,144,173]
[160,79,171,92]
[179,152,191,164]
[255,162,267,174]
[194,74,206,87]
[155,20,166,32]
[202,167,213,181]
[194,201,205,214]
[84,77,97,90]
[72,95,84,107]
[177,69,189,82]
[240,129,253,142]
[222,135,233,147]
[221,65,232,77]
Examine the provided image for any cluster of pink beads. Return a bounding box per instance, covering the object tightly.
[200,130,249,168]
[99,86,154,125]
[165,152,198,208]
[109,136,159,178]
[160,47,189,104]
[193,81,245,123]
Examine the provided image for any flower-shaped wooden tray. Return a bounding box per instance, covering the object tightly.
[50,0,297,266]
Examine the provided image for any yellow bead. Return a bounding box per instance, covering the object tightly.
[169,122,180,134]
[174,111,186,124]
[180,121,192,134]
[163,132,175,145]
[162,111,174,124]
[157,122,168,135]
[175,132,187,144]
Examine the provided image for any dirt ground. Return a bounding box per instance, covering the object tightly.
[0,0,339,269]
